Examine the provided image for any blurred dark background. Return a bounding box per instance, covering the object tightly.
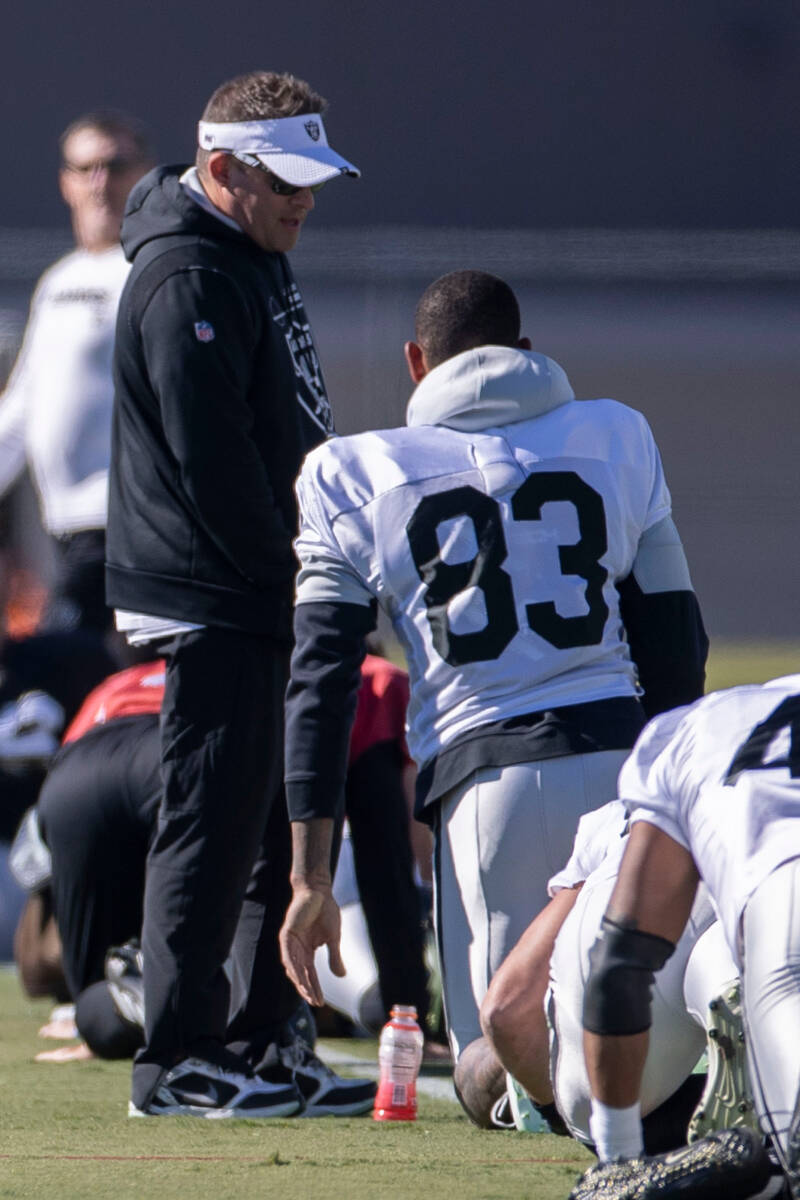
[0,0,798,639]
[2,0,799,228]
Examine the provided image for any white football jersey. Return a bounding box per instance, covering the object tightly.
[0,246,129,533]
[620,674,800,966]
[547,800,629,895]
[294,348,672,768]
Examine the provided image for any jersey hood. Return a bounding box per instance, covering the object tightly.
[120,164,252,261]
[406,346,575,431]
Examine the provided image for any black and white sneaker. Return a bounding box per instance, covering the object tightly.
[258,1035,376,1117]
[129,1056,303,1119]
[488,1089,517,1130]
[105,940,145,1031]
[0,691,63,767]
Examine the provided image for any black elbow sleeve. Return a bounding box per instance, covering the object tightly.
[582,916,675,1036]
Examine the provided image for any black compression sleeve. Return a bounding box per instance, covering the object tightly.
[284,600,377,822]
[618,577,709,718]
[583,916,676,1036]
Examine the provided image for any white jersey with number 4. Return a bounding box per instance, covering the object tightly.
[620,674,800,966]
[294,347,679,769]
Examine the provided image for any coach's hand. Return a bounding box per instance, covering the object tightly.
[280,882,346,1007]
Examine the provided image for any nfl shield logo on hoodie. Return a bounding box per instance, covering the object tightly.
[194,320,215,343]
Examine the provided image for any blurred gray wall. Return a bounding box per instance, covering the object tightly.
[0,1,797,641]
[1,0,799,230]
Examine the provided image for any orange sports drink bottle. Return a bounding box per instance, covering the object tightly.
[373,1004,424,1121]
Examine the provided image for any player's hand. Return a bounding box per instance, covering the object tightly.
[279,883,345,1007]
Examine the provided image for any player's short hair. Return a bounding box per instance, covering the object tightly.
[59,110,154,164]
[196,71,327,174]
[414,271,522,368]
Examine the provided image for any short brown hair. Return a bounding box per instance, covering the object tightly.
[196,71,327,174]
[414,271,522,369]
[59,110,154,164]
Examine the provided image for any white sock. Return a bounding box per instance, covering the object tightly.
[589,1098,644,1162]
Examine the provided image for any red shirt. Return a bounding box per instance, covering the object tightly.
[62,660,166,742]
[348,654,411,767]
[63,654,411,764]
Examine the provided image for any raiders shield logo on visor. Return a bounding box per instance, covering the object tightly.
[304,120,321,142]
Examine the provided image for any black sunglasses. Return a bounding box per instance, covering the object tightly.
[232,152,326,196]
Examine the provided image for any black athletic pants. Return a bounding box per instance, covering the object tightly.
[132,627,297,1109]
[41,528,111,636]
[0,629,119,840]
[37,716,160,999]
[345,742,429,1028]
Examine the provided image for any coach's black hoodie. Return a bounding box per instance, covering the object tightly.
[105,165,332,640]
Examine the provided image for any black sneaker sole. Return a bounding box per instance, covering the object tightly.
[128,1097,301,1119]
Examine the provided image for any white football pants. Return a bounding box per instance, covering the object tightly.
[435,750,628,1061]
[548,872,726,1145]
[741,857,800,1163]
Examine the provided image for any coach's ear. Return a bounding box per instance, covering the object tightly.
[404,340,428,384]
[207,151,232,186]
[518,336,532,350]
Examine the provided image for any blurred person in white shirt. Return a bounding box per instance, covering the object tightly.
[0,112,152,635]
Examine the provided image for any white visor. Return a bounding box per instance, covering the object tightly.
[197,115,360,187]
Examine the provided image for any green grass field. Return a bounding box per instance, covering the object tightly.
[3,640,797,1199]
[704,639,800,692]
[0,973,590,1200]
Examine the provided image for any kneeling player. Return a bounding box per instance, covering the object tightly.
[572,675,800,1197]
[482,801,755,1151]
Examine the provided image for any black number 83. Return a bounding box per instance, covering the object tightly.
[405,470,609,666]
